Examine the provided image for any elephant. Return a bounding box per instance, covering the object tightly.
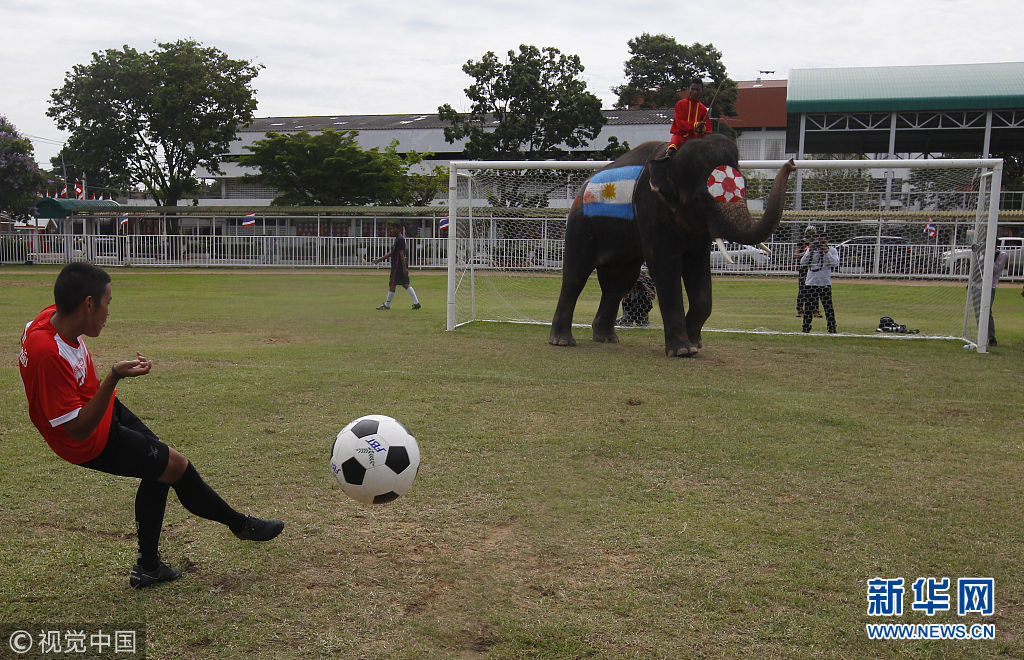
[548,134,797,357]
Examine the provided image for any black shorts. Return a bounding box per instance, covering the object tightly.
[390,267,410,288]
[79,399,170,481]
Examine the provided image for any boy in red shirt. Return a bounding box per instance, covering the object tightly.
[20,263,284,588]
[665,78,713,157]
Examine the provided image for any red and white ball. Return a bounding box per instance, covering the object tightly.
[707,165,746,203]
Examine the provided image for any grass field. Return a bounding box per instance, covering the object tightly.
[1,266,1022,659]
[456,270,995,342]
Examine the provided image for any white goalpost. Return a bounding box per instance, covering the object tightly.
[446,157,1004,353]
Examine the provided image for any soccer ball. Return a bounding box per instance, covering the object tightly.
[706,165,746,203]
[330,415,420,504]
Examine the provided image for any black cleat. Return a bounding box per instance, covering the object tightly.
[130,557,182,589]
[376,304,390,310]
[412,303,421,309]
[230,515,285,542]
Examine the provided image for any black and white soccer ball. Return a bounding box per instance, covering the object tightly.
[330,415,420,504]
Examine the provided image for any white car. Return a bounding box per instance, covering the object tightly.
[942,236,1023,275]
[709,242,770,270]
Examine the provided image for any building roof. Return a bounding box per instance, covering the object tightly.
[240,108,676,134]
[787,62,1024,113]
[35,198,120,219]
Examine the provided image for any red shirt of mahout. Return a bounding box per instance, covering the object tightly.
[669,97,712,146]
[19,305,115,464]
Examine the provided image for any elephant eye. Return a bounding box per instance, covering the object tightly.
[707,165,746,203]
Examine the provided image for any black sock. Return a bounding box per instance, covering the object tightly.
[135,479,170,570]
[171,463,243,528]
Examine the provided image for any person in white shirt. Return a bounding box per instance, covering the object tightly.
[799,233,840,333]
[974,249,1008,346]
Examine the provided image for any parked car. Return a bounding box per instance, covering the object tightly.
[835,235,912,274]
[941,236,1024,276]
[709,242,770,270]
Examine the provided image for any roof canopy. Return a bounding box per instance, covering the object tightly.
[35,198,120,219]
[786,62,1024,113]
[786,62,1024,155]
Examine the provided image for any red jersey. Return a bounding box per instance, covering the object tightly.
[669,97,712,146]
[19,305,115,464]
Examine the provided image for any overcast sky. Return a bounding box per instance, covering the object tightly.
[3,0,1022,166]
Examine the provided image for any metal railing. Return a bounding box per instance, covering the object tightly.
[4,231,1020,281]
[1,233,456,269]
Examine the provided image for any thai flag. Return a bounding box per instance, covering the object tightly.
[924,219,937,238]
[119,216,129,229]
[242,212,256,227]
[439,215,449,231]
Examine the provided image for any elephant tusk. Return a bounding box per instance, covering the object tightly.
[756,242,771,254]
[715,238,735,264]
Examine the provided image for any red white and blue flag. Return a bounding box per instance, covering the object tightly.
[439,214,449,231]
[242,212,256,227]
[924,219,937,238]
[119,216,129,229]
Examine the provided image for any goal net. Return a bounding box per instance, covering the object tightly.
[445,157,1004,352]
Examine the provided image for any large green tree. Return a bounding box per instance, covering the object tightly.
[0,116,47,217]
[438,45,607,160]
[47,39,262,209]
[612,34,737,133]
[239,130,444,206]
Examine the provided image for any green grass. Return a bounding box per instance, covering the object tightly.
[461,271,985,340]
[1,266,1022,659]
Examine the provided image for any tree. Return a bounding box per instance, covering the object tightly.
[599,136,631,160]
[239,130,444,206]
[0,116,46,217]
[47,39,262,211]
[438,45,607,160]
[49,144,124,201]
[947,149,1024,203]
[612,34,738,135]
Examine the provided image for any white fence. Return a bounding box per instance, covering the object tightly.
[3,230,1021,281]
[0,233,447,269]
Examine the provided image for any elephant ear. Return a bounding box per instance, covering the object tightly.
[648,158,683,215]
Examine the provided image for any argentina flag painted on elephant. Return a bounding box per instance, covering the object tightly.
[582,165,644,219]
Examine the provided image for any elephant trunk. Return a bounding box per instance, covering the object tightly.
[709,159,797,245]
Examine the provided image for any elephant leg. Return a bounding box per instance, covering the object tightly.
[681,249,712,351]
[592,262,640,343]
[549,262,593,347]
[650,261,696,357]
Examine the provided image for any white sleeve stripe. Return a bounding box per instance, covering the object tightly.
[50,408,81,428]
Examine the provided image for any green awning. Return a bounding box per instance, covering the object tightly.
[35,198,120,219]
[786,62,1024,113]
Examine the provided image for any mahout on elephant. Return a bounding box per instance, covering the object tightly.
[548,134,796,356]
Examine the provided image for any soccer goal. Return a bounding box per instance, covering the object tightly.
[445,157,1004,352]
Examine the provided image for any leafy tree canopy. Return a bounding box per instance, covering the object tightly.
[47,39,262,208]
[0,116,47,217]
[239,130,444,206]
[947,149,1024,193]
[438,45,607,160]
[612,34,738,135]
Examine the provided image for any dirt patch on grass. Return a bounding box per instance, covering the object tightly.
[403,578,453,616]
